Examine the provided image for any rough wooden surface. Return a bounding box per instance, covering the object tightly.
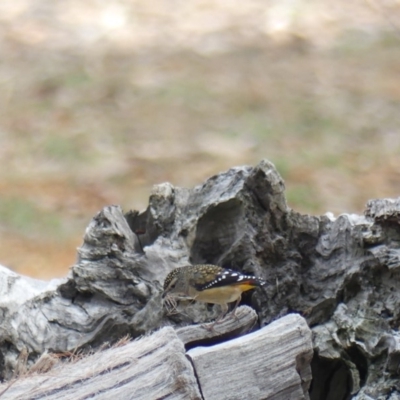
[187,313,313,400]
[0,327,202,400]
[1,159,400,398]
[175,305,258,348]
[0,315,312,400]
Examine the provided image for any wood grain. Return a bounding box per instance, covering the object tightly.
[187,313,313,400]
[0,327,202,400]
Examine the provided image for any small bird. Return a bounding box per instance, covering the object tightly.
[162,264,265,325]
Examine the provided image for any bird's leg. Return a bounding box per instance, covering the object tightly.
[202,303,229,331]
[229,295,242,321]
[216,303,230,322]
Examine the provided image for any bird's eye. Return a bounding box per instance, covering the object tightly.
[168,278,178,290]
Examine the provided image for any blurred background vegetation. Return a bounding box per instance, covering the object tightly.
[0,0,399,278]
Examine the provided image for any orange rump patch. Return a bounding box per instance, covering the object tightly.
[233,282,257,292]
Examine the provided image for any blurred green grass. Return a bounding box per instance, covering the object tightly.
[0,197,64,238]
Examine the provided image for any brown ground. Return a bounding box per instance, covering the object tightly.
[1,0,400,279]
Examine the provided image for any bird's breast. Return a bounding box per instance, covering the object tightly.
[193,285,244,305]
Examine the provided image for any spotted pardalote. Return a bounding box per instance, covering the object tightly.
[162,264,265,321]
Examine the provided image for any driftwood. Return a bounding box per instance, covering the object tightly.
[1,159,400,398]
[187,313,313,400]
[0,311,312,400]
[0,327,202,400]
[175,304,258,348]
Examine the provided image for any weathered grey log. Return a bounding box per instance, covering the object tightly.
[175,305,258,347]
[0,327,202,400]
[187,313,313,400]
[1,159,400,398]
[0,315,311,400]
